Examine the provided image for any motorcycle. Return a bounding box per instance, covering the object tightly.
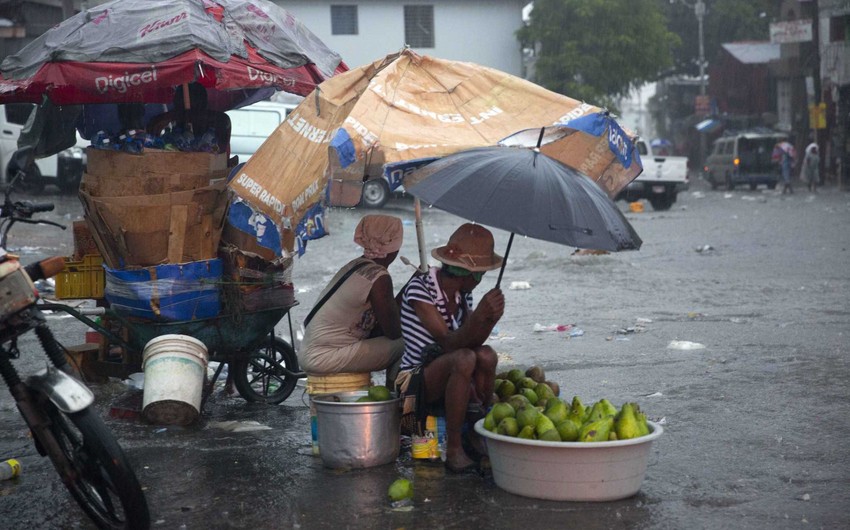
[0,147,150,529]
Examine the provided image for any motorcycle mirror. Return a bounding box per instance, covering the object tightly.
[9,146,35,176]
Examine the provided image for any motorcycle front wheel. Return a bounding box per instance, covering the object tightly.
[44,403,150,529]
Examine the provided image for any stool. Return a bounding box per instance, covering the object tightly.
[306,372,372,455]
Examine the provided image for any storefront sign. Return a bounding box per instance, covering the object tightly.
[809,102,827,130]
[770,20,812,44]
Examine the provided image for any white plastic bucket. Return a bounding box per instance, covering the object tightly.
[142,334,208,425]
[475,419,663,501]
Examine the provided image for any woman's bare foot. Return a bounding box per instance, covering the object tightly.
[445,448,476,473]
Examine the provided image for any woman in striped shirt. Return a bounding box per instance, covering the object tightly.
[396,224,505,473]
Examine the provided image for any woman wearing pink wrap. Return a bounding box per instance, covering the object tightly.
[299,215,405,386]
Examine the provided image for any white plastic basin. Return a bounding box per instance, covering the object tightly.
[475,419,663,501]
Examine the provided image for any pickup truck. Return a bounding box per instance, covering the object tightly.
[616,139,689,211]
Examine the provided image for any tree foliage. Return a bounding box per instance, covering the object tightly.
[518,0,679,106]
[661,0,779,77]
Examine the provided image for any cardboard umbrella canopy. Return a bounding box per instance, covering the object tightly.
[228,49,609,257]
[498,111,644,199]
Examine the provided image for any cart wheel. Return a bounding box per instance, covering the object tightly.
[232,337,299,404]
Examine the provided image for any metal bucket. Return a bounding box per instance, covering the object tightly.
[312,390,401,469]
[306,373,372,456]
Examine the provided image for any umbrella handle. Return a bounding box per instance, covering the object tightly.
[414,198,428,273]
[495,232,514,290]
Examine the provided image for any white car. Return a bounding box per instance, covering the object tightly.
[226,100,296,164]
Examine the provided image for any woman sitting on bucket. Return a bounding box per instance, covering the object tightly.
[298,215,405,385]
[396,223,505,473]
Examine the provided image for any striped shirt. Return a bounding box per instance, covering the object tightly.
[399,266,474,370]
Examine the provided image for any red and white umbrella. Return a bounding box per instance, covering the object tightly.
[771,141,796,162]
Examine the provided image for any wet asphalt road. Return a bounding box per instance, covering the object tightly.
[0,178,849,529]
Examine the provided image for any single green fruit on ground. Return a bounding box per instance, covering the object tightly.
[388,478,414,501]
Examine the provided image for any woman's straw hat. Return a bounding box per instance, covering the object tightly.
[431,223,503,272]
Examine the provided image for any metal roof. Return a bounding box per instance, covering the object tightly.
[721,42,780,64]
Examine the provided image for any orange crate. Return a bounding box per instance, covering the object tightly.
[55,255,105,299]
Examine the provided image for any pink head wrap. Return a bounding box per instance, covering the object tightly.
[354,215,403,259]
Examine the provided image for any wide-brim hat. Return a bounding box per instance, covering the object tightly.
[431,223,503,272]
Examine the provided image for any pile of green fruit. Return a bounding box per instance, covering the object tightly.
[485,366,651,442]
[493,366,560,406]
[355,385,393,402]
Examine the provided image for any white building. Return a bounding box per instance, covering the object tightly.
[278,1,529,75]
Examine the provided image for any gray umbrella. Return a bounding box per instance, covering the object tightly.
[404,144,642,287]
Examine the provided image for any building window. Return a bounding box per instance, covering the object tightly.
[404,5,434,48]
[331,5,358,35]
[830,14,849,42]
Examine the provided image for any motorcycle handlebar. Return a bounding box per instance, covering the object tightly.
[19,201,55,214]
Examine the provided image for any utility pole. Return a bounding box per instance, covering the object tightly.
[695,0,707,171]
[673,0,709,169]
[696,0,706,98]
[810,0,824,185]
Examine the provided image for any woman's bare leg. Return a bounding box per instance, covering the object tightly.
[473,345,498,408]
[423,348,476,470]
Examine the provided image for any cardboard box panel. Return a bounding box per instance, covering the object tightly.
[79,181,227,267]
[86,147,228,177]
[82,171,225,197]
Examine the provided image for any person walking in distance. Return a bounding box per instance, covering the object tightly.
[802,144,820,192]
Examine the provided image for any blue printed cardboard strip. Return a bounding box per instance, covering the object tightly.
[227,199,283,257]
[294,202,327,256]
[330,129,356,169]
[382,157,440,190]
[559,111,636,170]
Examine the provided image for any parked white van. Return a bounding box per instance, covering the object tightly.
[226,101,296,164]
[1,103,86,194]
